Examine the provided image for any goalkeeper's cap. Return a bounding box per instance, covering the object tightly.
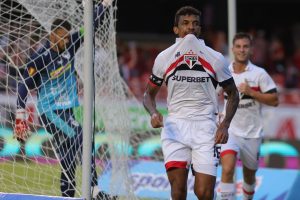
[51,18,72,32]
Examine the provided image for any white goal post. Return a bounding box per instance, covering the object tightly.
[82,0,94,199]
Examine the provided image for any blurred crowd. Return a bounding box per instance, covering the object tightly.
[1,26,300,103]
[117,27,300,104]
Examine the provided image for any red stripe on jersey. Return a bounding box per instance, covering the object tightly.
[220,150,237,157]
[243,188,255,195]
[251,86,261,92]
[165,55,184,76]
[165,161,188,171]
[148,80,160,87]
[198,57,216,78]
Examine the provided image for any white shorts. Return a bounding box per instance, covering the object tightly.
[220,134,262,170]
[161,116,219,176]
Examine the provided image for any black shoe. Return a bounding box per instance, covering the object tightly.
[93,191,118,200]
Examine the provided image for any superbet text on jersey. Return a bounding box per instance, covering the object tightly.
[149,34,232,121]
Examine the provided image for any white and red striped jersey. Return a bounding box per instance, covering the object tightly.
[224,61,277,138]
[149,34,232,120]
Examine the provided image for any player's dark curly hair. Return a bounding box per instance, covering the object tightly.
[174,6,201,27]
[51,18,72,32]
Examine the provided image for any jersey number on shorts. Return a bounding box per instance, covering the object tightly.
[214,145,221,159]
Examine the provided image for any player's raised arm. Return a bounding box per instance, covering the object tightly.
[73,0,113,52]
[84,0,113,31]
[94,0,112,28]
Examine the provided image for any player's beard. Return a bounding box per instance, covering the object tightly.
[57,43,67,53]
[58,44,65,52]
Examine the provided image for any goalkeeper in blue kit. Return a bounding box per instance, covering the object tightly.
[13,0,116,199]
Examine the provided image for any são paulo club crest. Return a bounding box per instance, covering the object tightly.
[184,51,198,69]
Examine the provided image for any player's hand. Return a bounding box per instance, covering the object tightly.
[238,79,252,96]
[14,108,30,143]
[215,123,229,144]
[101,0,113,7]
[150,112,163,128]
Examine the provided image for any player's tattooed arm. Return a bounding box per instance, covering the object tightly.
[221,78,239,128]
[215,78,239,144]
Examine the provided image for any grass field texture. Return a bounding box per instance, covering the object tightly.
[0,162,62,196]
[0,162,155,199]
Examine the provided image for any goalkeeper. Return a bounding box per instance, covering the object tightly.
[13,0,116,199]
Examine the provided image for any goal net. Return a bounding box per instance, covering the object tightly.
[0,0,139,199]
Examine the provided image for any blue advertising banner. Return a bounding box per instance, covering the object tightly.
[1,126,300,170]
[99,160,299,200]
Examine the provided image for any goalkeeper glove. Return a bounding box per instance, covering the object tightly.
[14,108,30,143]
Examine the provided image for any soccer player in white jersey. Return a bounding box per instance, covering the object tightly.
[143,6,239,200]
[219,32,279,200]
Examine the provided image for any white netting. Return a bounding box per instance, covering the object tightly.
[0,0,140,199]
